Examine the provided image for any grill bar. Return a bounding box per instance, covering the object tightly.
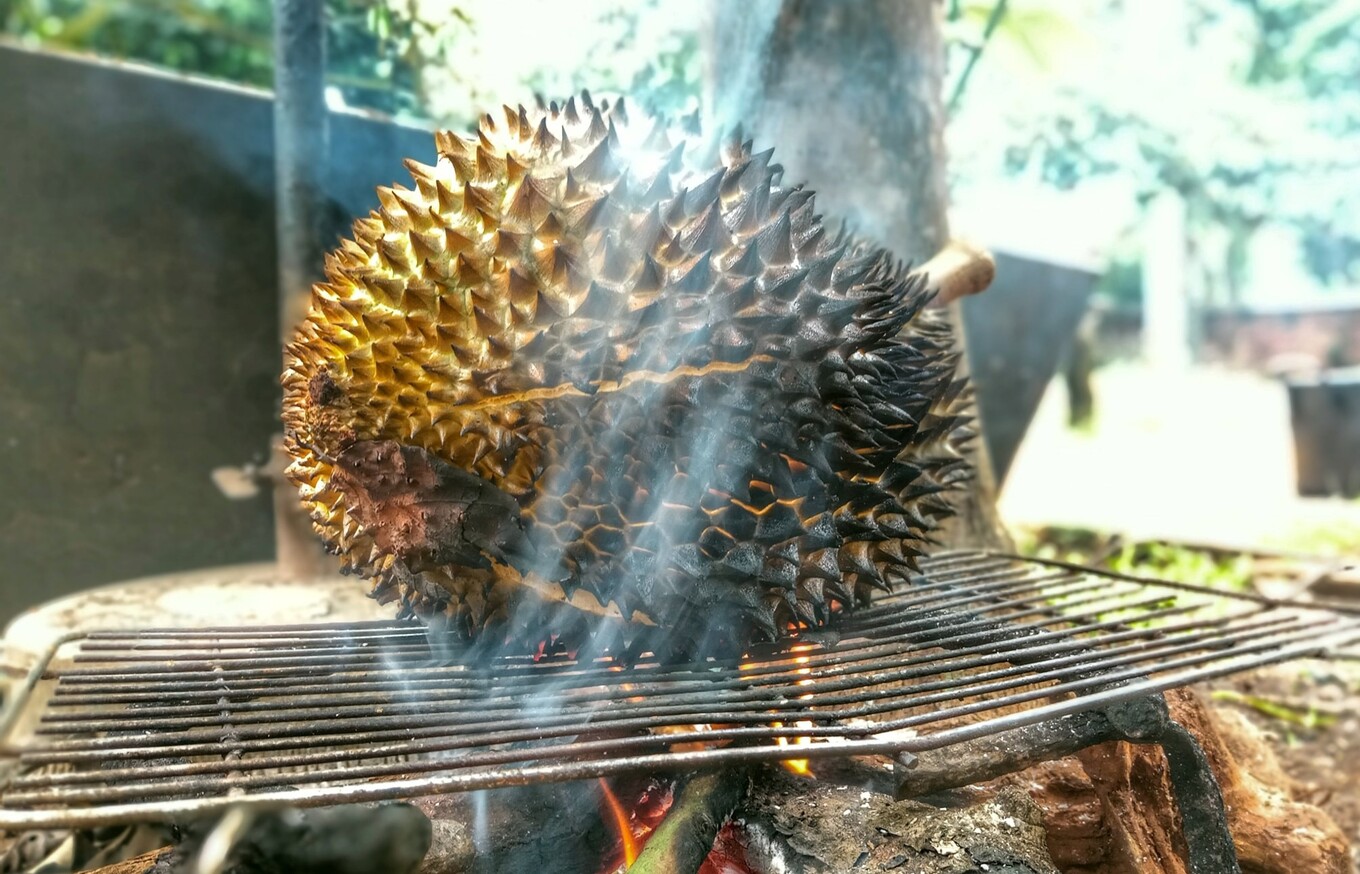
[9,614,1319,796]
[35,602,1221,716]
[27,612,1313,740]
[1,551,1356,828]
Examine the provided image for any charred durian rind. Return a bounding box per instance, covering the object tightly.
[282,94,974,659]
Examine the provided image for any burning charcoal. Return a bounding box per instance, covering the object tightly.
[154,803,430,874]
[281,95,979,659]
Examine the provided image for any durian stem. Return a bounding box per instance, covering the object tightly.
[921,239,995,305]
[629,768,750,874]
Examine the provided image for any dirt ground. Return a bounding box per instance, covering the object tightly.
[1210,661,1360,873]
[1001,365,1360,869]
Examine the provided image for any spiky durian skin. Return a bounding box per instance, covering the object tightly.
[282,95,974,659]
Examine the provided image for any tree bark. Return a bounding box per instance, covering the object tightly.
[706,0,949,261]
[706,0,1010,549]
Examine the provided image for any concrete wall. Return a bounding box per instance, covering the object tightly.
[0,45,430,623]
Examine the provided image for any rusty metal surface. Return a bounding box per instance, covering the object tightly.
[0,551,1357,829]
[959,251,1097,486]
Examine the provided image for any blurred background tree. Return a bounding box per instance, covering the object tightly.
[3,0,1356,309]
[0,0,699,124]
[947,0,1360,308]
[2,0,1356,570]
[0,0,445,115]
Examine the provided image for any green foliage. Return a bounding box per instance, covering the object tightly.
[1014,524,1109,564]
[1266,515,1360,558]
[567,0,699,118]
[1211,688,1338,730]
[0,0,701,128]
[0,0,455,117]
[0,0,274,85]
[1108,542,1254,592]
[1093,254,1143,309]
[326,0,472,118]
[1018,526,1257,593]
[950,0,1360,297]
[621,26,701,119]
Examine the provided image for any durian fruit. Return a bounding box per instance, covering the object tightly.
[282,94,974,660]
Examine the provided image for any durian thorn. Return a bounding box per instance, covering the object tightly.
[759,209,795,266]
[585,106,607,142]
[374,186,401,212]
[575,133,617,183]
[445,142,477,182]
[532,117,559,152]
[536,212,565,244]
[721,124,746,163]
[566,192,610,233]
[392,189,435,230]
[434,179,460,214]
[403,158,438,192]
[463,180,498,223]
[505,153,527,186]
[642,118,671,153]
[474,144,505,184]
[562,168,585,203]
[376,208,412,239]
[664,140,686,174]
[444,227,476,256]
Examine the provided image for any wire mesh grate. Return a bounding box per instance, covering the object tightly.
[1,550,1357,828]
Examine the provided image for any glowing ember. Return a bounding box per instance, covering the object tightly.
[698,821,757,874]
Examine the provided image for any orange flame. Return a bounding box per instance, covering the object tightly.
[599,778,638,868]
[772,722,813,775]
[777,644,816,774]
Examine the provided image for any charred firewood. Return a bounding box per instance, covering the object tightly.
[734,768,1058,874]
[412,779,625,873]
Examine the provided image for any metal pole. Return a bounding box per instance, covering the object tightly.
[273,0,328,344]
[272,0,330,578]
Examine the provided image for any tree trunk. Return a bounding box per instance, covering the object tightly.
[706,0,948,260]
[705,0,1010,549]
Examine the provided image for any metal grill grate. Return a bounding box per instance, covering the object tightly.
[2,551,1358,829]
